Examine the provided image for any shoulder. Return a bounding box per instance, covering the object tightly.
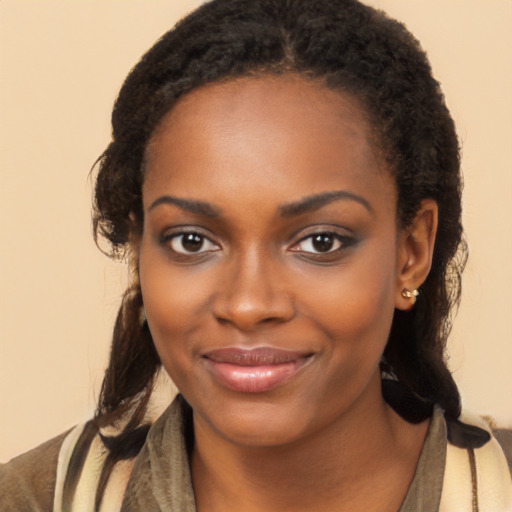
[0,429,70,511]
[451,410,512,477]
[493,428,512,475]
[0,421,100,512]
[440,410,512,511]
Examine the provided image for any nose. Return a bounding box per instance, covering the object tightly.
[211,249,295,331]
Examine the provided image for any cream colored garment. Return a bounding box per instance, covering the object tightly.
[439,411,512,512]
[52,423,135,512]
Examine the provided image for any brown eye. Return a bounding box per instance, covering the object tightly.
[289,231,356,257]
[182,233,204,252]
[169,232,219,254]
[311,234,335,252]
[293,232,342,254]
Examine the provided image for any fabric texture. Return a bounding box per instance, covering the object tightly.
[1,395,511,511]
[0,430,69,512]
[121,398,449,512]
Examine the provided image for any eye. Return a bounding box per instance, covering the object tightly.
[168,232,220,254]
[291,232,351,254]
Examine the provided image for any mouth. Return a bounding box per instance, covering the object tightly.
[202,347,313,393]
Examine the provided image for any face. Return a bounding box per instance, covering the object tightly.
[139,75,407,447]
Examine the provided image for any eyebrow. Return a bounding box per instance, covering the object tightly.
[148,189,372,219]
[148,195,221,217]
[279,190,373,217]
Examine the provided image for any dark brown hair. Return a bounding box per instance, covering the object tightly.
[93,0,465,485]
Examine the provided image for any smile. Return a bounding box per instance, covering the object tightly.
[202,347,313,393]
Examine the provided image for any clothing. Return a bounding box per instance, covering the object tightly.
[1,395,512,511]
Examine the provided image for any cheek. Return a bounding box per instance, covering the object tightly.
[299,269,396,410]
[138,243,210,367]
[142,272,207,334]
[299,241,398,357]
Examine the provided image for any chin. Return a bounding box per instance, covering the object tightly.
[194,398,315,448]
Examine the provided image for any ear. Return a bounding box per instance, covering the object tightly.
[395,199,438,311]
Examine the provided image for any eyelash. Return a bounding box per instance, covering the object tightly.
[159,229,356,260]
[160,231,220,255]
[289,232,356,256]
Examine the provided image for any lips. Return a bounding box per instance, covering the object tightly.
[202,347,312,393]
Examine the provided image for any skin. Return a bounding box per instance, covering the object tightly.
[138,75,437,512]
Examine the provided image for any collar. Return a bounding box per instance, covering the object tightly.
[121,394,447,512]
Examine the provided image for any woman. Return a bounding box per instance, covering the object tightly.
[1,0,511,510]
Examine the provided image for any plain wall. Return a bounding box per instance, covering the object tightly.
[1,0,511,462]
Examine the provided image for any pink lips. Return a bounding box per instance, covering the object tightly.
[203,347,311,393]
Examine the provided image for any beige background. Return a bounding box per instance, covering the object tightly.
[1,0,511,463]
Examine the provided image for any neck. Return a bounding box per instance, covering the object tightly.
[191,376,429,512]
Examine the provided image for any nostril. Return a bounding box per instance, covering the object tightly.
[212,304,295,331]
[261,316,283,324]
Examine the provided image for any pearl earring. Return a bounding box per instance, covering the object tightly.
[401,288,419,305]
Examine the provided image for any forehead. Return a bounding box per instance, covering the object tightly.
[143,75,394,210]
